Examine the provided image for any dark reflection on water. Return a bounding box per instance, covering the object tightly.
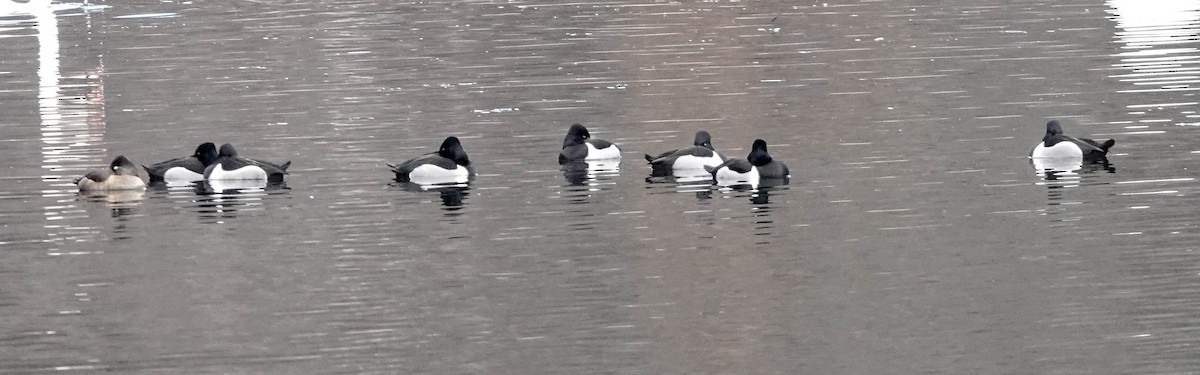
[5,0,1200,373]
[185,182,289,224]
[392,182,471,214]
[561,160,620,187]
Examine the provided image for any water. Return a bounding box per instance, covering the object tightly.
[2,0,1200,373]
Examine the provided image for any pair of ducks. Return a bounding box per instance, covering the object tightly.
[74,143,290,191]
[389,123,790,185]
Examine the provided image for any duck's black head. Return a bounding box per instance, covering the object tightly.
[218,143,238,158]
[1043,120,1066,144]
[563,123,591,148]
[195,142,219,165]
[694,130,713,149]
[438,136,471,165]
[110,155,139,176]
[747,139,773,166]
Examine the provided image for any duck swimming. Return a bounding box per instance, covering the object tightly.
[559,123,621,163]
[645,130,725,176]
[75,155,146,191]
[388,136,475,184]
[706,139,789,186]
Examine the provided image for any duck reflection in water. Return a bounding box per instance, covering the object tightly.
[711,183,788,241]
[1035,158,1114,209]
[189,181,286,222]
[714,178,789,202]
[1032,155,1115,178]
[646,174,716,200]
[78,190,145,223]
[561,160,620,187]
[750,187,779,240]
[395,182,471,211]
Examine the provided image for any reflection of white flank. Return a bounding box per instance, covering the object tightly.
[0,0,53,15]
[0,1,109,17]
[1107,1,1200,95]
[35,6,60,136]
[1108,0,1198,33]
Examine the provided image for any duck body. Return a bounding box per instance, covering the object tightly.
[76,155,146,191]
[645,131,725,176]
[144,142,219,182]
[1030,120,1115,163]
[203,144,289,182]
[706,139,789,186]
[559,123,621,163]
[389,137,475,184]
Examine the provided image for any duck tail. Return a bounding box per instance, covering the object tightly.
[703,165,717,174]
[1100,139,1115,152]
[278,161,292,172]
[644,153,654,162]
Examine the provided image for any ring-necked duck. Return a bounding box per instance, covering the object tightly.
[203,144,289,182]
[388,136,475,184]
[706,139,789,186]
[1030,120,1114,162]
[645,130,725,176]
[75,155,147,191]
[559,123,621,163]
[143,142,219,182]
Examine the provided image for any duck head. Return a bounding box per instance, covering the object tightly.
[217,143,239,158]
[693,130,714,149]
[438,136,471,165]
[195,142,219,165]
[110,155,139,176]
[747,139,774,166]
[563,123,591,148]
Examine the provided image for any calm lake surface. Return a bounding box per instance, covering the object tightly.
[3,0,1200,373]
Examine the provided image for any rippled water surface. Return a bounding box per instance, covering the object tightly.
[4,0,1200,373]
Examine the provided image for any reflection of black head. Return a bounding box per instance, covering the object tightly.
[694,130,713,149]
[748,139,773,166]
[561,161,590,186]
[439,188,466,207]
[563,123,590,148]
[195,142,219,165]
[751,188,771,205]
[438,137,471,166]
[111,155,139,176]
[218,143,239,158]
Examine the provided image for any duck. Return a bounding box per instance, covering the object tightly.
[203,144,290,182]
[75,155,147,191]
[705,139,789,186]
[644,130,726,176]
[559,123,621,163]
[388,136,475,184]
[1030,120,1115,162]
[143,142,219,182]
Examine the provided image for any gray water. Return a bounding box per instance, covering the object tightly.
[2,0,1200,373]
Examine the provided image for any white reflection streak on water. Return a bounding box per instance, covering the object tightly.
[1107,0,1200,107]
[24,2,112,244]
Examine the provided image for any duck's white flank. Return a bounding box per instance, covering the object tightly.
[163,167,204,181]
[714,166,759,186]
[584,142,621,160]
[408,164,469,184]
[672,153,723,170]
[207,163,267,180]
[1031,141,1083,159]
